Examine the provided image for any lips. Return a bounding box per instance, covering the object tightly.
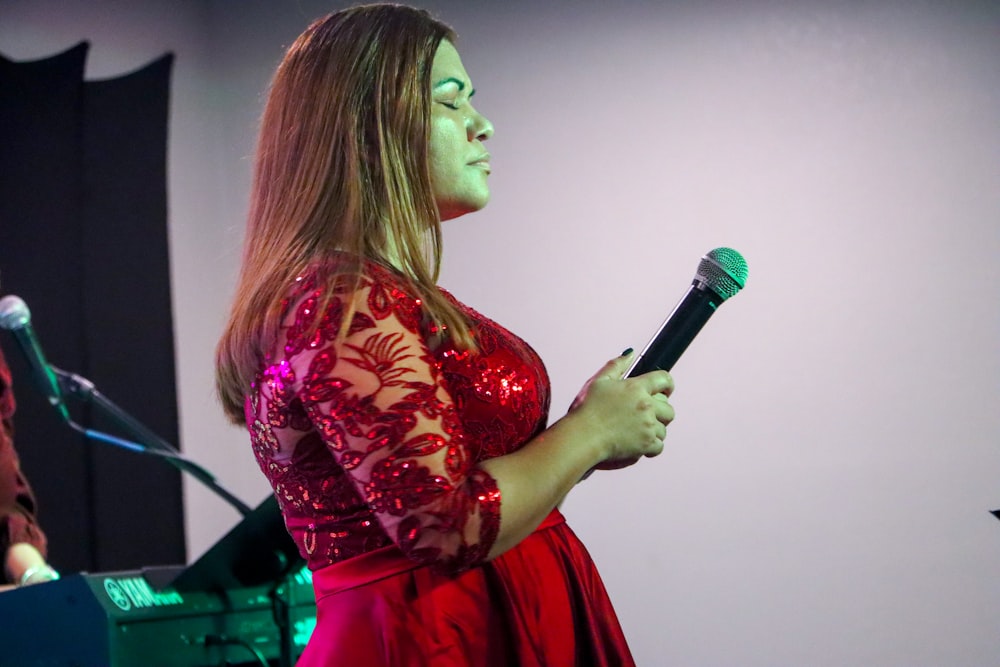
[468,153,491,171]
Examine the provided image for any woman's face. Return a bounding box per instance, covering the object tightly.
[428,40,494,221]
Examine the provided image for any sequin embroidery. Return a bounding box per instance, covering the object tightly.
[246,258,550,574]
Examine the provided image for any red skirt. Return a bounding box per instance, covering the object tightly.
[298,509,635,666]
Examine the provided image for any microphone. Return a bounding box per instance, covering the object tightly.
[0,294,71,422]
[625,247,748,377]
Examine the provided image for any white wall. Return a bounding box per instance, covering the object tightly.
[2,1,999,664]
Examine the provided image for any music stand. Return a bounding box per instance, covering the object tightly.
[167,494,302,593]
[156,495,306,667]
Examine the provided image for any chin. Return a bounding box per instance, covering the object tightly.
[440,194,490,221]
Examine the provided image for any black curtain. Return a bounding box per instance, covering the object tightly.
[0,43,184,574]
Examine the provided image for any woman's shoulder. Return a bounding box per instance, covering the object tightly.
[284,254,427,334]
[289,254,414,300]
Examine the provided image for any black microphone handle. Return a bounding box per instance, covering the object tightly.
[625,282,722,377]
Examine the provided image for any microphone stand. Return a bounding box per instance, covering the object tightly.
[52,366,252,517]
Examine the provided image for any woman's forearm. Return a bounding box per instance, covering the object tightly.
[480,413,602,559]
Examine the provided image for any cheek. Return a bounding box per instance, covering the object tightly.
[428,117,464,169]
[427,142,450,176]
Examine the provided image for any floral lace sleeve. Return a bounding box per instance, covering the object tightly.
[271,271,501,572]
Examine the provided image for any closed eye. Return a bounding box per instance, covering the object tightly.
[433,78,476,112]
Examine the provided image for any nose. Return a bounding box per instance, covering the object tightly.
[469,110,494,142]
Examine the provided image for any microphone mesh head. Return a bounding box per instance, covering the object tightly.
[696,247,748,301]
[0,295,30,330]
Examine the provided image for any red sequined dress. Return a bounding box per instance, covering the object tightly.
[246,257,634,666]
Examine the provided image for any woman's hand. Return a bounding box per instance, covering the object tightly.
[3,543,58,590]
[478,351,676,558]
[568,352,675,471]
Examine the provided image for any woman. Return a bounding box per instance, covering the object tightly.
[216,5,675,665]
[0,346,58,592]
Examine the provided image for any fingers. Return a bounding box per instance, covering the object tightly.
[651,392,675,426]
[636,369,674,397]
[596,350,635,380]
[645,435,665,458]
[580,351,677,467]
[595,353,675,420]
[606,349,674,397]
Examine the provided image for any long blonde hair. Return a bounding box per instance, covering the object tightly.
[216,4,473,423]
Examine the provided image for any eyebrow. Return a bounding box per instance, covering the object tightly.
[433,77,476,97]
